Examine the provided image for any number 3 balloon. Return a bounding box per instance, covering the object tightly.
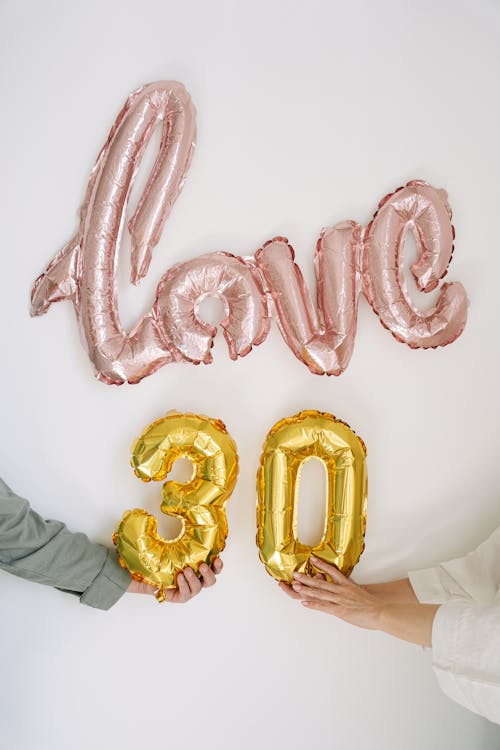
[113,412,238,601]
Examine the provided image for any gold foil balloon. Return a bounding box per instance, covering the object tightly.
[113,413,238,601]
[257,410,367,582]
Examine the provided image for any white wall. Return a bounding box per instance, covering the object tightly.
[1,1,500,747]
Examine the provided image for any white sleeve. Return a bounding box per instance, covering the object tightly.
[430,599,500,725]
[408,526,500,604]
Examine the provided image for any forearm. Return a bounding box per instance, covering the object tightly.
[363,578,418,604]
[377,602,439,647]
[0,477,130,609]
[288,556,439,646]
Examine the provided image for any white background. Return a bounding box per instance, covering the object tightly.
[1,0,500,748]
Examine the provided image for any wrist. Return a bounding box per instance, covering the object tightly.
[128,578,156,595]
[373,600,387,631]
[375,601,439,646]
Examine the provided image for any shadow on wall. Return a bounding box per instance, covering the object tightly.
[480,718,500,748]
[405,470,500,572]
[357,469,500,583]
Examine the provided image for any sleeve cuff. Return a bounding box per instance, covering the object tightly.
[431,600,467,669]
[429,601,500,723]
[408,567,450,604]
[79,548,131,610]
[429,600,474,712]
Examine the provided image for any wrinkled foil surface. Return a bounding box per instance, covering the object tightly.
[113,412,238,601]
[257,410,367,582]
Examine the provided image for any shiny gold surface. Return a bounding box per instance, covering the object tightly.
[114,412,238,600]
[256,410,367,581]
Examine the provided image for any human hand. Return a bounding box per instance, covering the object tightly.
[128,558,223,603]
[279,555,383,630]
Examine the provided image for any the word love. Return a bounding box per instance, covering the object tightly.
[30,81,468,385]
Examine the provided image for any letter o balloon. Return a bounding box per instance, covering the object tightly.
[256,410,367,582]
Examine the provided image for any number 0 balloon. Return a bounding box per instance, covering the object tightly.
[256,410,367,581]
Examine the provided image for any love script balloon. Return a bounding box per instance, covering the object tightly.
[30,81,468,383]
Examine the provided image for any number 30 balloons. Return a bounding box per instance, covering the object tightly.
[114,410,367,599]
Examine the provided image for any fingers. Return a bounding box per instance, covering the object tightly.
[292,581,339,603]
[280,563,346,603]
[292,572,339,594]
[199,562,216,587]
[199,557,223,586]
[164,558,223,603]
[310,555,349,584]
[175,572,192,602]
[212,557,223,575]
[278,558,353,609]
[279,581,302,600]
[183,566,202,596]
[165,571,191,603]
[157,557,225,604]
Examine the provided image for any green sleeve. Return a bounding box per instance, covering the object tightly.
[0,477,130,610]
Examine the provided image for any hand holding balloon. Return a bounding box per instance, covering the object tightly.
[114,412,238,601]
[128,558,223,602]
[281,555,383,629]
[282,556,439,647]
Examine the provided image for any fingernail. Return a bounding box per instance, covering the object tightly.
[292,572,302,580]
[292,583,301,591]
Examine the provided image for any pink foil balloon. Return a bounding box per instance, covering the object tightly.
[255,223,362,375]
[362,181,468,348]
[30,81,468,384]
[154,252,269,363]
[31,82,193,384]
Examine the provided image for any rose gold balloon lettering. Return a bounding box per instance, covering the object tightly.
[30,83,468,384]
[255,222,361,375]
[31,81,197,385]
[154,253,269,363]
[362,181,468,348]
